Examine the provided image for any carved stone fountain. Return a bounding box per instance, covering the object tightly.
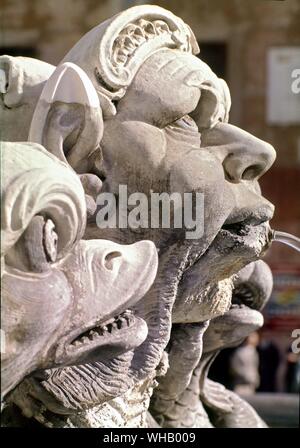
[0,5,284,428]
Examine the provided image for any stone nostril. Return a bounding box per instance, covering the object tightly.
[223,156,268,183]
[104,251,122,270]
[241,164,263,181]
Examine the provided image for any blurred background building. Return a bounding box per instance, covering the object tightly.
[1,0,299,394]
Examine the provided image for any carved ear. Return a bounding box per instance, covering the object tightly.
[29,62,103,174]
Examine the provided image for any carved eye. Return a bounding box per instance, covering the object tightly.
[169,115,198,131]
[5,216,59,273]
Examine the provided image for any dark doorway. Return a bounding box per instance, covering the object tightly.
[197,42,227,81]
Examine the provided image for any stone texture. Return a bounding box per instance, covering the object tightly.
[1,5,280,428]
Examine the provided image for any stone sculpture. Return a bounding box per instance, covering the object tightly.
[1,5,278,428]
[150,260,273,428]
[1,141,158,401]
[0,56,55,142]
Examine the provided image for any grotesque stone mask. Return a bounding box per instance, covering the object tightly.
[27,5,276,327]
[1,142,158,400]
[0,5,277,428]
[51,7,275,327]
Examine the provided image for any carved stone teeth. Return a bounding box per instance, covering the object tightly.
[88,331,95,341]
[106,317,116,325]
[118,317,126,329]
[124,315,133,326]
[90,330,98,338]
[95,325,102,333]
[72,311,135,344]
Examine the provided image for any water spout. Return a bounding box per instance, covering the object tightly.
[270,230,300,253]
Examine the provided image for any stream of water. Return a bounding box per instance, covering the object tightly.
[271,230,300,253]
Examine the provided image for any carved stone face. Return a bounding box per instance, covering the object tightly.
[1,142,158,399]
[0,12,276,330]
[1,6,277,420]
[22,53,276,417]
[1,36,276,330]
[86,48,276,323]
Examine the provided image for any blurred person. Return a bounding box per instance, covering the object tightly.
[285,347,300,394]
[229,332,260,395]
[257,336,280,392]
[208,348,236,390]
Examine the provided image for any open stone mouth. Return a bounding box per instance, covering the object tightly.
[231,285,255,309]
[221,220,254,237]
[227,299,263,330]
[68,309,139,351]
[178,222,256,279]
[184,220,265,272]
[231,282,263,311]
[218,218,271,255]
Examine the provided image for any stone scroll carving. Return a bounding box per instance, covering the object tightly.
[1,5,277,428]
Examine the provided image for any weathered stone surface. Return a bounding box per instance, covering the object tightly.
[1,5,278,428]
[1,140,158,401]
[0,56,55,141]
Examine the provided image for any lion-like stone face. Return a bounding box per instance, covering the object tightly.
[1,142,158,399]
[2,239,157,393]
